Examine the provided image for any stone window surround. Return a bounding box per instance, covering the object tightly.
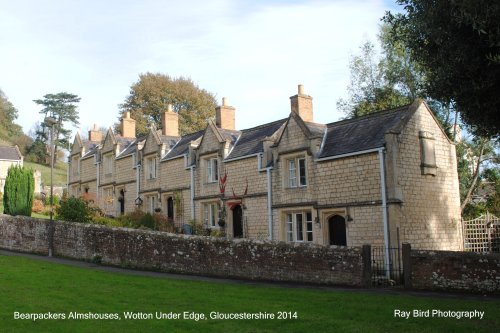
[161,193,175,219]
[202,200,221,229]
[144,192,158,214]
[282,152,308,189]
[205,154,219,184]
[320,209,349,246]
[280,208,315,243]
[145,155,157,180]
[103,153,113,176]
[71,155,80,176]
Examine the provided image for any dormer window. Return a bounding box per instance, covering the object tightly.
[207,158,219,183]
[288,157,307,187]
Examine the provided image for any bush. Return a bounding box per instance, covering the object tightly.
[138,213,155,230]
[45,194,60,206]
[92,216,124,227]
[153,213,175,232]
[31,199,45,213]
[3,165,35,216]
[56,197,92,222]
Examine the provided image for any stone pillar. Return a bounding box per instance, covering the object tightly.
[402,242,412,288]
[290,84,313,122]
[362,244,372,288]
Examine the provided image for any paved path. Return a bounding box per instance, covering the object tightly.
[1,249,498,301]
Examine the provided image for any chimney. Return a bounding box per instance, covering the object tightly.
[161,104,179,136]
[121,111,136,138]
[88,124,103,142]
[216,97,236,130]
[290,84,313,122]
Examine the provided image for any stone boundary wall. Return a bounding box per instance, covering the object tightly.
[0,215,363,286]
[407,246,500,294]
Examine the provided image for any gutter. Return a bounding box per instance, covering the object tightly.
[378,148,391,279]
[315,147,381,162]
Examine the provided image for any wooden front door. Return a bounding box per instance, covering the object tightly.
[233,205,243,238]
[329,215,346,246]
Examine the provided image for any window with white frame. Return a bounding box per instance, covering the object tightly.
[146,195,157,214]
[203,202,220,228]
[146,156,157,179]
[285,212,313,242]
[103,153,113,175]
[207,158,219,183]
[287,157,307,187]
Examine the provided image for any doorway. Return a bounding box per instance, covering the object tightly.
[328,215,346,246]
[233,205,243,238]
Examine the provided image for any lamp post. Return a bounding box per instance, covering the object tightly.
[44,116,57,257]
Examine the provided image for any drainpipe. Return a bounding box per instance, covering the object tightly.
[136,163,141,201]
[266,167,273,240]
[190,166,195,219]
[378,148,391,278]
[96,160,100,202]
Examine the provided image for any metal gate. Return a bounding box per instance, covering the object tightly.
[463,212,500,253]
[371,246,403,286]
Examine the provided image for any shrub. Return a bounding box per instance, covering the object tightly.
[126,209,146,228]
[139,213,155,230]
[31,199,45,213]
[153,213,175,232]
[188,219,206,235]
[45,194,60,206]
[92,216,124,227]
[56,197,92,222]
[3,165,35,216]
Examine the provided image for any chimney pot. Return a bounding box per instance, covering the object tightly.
[298,84,304,95]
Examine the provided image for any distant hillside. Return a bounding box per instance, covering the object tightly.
[24,161,67,187]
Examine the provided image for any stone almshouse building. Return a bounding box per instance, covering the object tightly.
[69,86,463,251]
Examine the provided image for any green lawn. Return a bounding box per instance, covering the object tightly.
[0,255,498,332]
[24,161,67,187]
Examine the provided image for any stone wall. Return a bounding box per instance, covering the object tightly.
[408,249,500,294]
[0,215,364,286]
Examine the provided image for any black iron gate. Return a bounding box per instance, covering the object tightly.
[371,246,403,286]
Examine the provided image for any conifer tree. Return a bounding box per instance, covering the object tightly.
[3,165,35,216]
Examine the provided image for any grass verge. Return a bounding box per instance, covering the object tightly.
[0,254,499,332]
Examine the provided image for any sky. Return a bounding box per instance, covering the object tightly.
[0,0,400,137]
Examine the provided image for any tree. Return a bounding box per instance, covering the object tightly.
[0,89,24,141]
[384,0,500,137]
[458,136,500,216]
[336,32,418,118]
[33,92,81,166]
[3,165,35,216]
[118,73,217,136]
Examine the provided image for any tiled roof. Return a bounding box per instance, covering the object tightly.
[226,119,286,160]
[219,128,240,146]
[162,130,205,160]
[0,146,22,160]
[318,105,413,159]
